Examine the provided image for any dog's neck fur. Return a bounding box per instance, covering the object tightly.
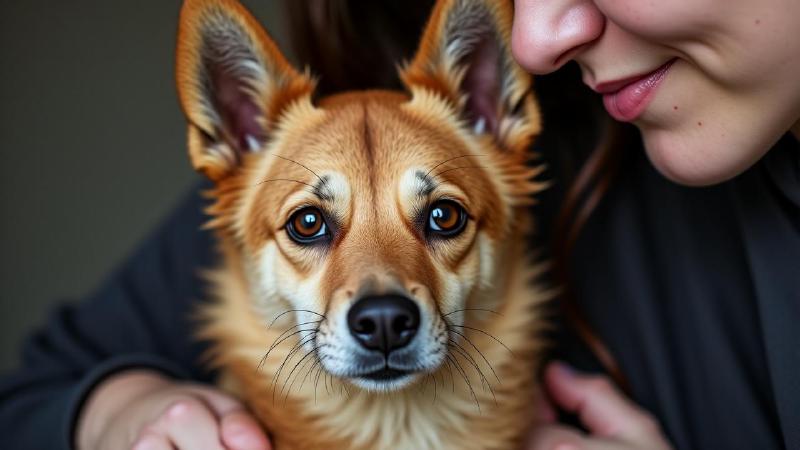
[198,216,549,450]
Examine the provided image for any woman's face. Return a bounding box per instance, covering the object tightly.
[511,0,800,186]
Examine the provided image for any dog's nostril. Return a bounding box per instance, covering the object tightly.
[356,318,376,334]
[347,295,421,355]
[392,316,413,334]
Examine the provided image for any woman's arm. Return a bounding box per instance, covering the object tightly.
[0,183,222,448]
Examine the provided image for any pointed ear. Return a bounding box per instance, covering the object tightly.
[401,0,540,153]
[176,0,315,180]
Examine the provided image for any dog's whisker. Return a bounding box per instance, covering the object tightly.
[267,321,322,352]
[444,359,456,394]
[268,309,326,329]
[324,371,332,396]
[313,359,325,403]
[443,308,501,317]
[448,339,496,404]
[272,334,318,403]
[447,324,514,355]
[299,357,322,396]
[282,346,320,402]
[446,353,480,412]
[448,328,501,383]
[430,372,438,404]
[283,345,322,399]
[262,327,320,367]
[342,382,352,399]
[271,337,309,394]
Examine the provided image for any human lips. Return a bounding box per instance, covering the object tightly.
[593,59,676,122]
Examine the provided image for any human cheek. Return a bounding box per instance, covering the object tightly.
[593,0,713,41]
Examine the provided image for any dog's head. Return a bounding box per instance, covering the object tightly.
[177,0,541,392]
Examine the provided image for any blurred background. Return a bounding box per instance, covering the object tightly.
[0,0,290,371]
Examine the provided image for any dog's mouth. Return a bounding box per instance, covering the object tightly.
[359,366,411,382]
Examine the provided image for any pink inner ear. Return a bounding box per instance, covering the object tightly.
[462,36,500,135]
[211,65,266,153]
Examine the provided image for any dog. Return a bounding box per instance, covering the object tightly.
[175,0,549,448]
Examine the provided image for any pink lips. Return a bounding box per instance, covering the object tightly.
[596,59,675,122]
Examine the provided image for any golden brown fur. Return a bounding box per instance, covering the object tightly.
[175,0,551,448]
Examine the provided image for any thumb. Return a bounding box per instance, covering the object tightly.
[544,361,661,439]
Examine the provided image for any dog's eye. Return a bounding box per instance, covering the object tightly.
[427,200,467,237]
[287,207,328,243]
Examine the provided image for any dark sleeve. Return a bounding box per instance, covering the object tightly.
[0,182,218,449]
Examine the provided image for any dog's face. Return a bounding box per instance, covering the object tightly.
[177,0,541,392]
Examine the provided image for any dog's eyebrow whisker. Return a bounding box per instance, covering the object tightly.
[448,327,501,384]
[433,165,488,178]
[271,154,324,184]
[424,154,486,179]
[255,178,317,189]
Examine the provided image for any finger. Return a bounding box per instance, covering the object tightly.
[524,424,586,450]
[220,410,272,450]
[155,398,225,450]
[544,362,659,438]
[533,388,557,424]
[131,432,176,450]
[187,386,246,416]
[526,425,654,450]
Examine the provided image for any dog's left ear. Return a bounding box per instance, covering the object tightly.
[176,0,315,181]
[402,0,540,153]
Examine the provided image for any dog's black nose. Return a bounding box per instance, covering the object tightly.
[347,295,420,354]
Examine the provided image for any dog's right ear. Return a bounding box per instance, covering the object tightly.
[401,0,540,154]
[176,0,314,181]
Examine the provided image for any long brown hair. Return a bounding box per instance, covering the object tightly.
[284,0,631,386]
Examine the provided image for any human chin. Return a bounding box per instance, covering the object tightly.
[631,62,776,187]
[639,122,772,187]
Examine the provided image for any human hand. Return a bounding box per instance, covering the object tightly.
[76,369,271,450]
[526,362,673,450]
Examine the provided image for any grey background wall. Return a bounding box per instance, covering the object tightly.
[0,0,290,371]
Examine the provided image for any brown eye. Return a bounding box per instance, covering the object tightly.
[287,207,328,243]
[427,200,467,237]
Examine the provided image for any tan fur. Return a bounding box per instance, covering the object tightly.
[176,0,552,448]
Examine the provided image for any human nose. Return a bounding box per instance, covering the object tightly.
[511,0,605,74]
